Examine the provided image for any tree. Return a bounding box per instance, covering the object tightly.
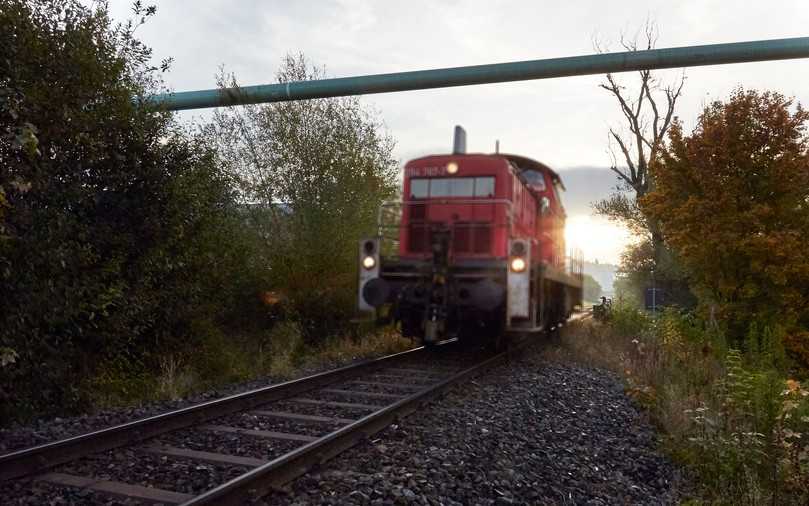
[642,89,809,348]
[201,55,398,342]
[593,22,689,306]
[594,22,685,238]
[0,0,257,420]
[582,274,603,303]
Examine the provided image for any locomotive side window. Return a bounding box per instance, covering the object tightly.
[521,169,546,192]
[410,179,429,198]
[474,177,495,197]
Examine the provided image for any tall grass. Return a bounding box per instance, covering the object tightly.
[87,323,411,408]
[555,307,809,505]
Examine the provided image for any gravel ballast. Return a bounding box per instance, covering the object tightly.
[262,346,682,505]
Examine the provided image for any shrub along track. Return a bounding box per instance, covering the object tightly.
[0,341,520,505]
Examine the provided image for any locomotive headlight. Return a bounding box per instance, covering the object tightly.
[362,255,376,270]
[446,161,459,174]
[510,257,526,273]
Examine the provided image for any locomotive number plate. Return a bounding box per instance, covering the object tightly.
[405,166,447,177]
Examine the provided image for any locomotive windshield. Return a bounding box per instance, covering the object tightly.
[520,169,546,192]
[409,177,494,198]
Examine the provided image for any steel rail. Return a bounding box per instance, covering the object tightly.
[0,346,424,482]
[146,37,809,111]
[180,348,515,505]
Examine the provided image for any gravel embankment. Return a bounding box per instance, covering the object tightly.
[261,348,683,505]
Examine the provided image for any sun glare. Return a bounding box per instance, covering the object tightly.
[565,215,635,265]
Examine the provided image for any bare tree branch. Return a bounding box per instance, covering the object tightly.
[609,129,637,185]
[596,20,684,199]
[599,75,639,133]
[642,74,660,141]
[593,19,686,250]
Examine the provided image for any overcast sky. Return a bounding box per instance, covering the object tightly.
[103,0,809,262]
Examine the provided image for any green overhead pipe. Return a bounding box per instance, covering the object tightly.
[148,37,809,111]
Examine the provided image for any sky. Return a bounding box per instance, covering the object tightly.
[103,0,809,263]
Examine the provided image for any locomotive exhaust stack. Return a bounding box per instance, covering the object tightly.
[452,125,466,155]
[358,127,583,347]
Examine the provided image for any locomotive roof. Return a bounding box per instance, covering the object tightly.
[406,152,565,191]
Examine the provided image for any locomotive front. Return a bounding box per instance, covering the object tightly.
[358,127,582,347]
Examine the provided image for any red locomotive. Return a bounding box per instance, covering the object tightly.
[359,127,582,347]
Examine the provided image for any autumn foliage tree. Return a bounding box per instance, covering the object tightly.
[643,89,809,355]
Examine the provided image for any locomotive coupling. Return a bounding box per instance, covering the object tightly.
[423,227,451,344]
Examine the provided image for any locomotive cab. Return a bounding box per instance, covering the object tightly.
[359,127,582,347]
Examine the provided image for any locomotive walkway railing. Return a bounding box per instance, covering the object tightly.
[145,37,809,111]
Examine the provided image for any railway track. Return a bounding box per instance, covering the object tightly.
[0,342,515,505]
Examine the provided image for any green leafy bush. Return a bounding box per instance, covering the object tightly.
[608,303,652,337]
[0,0,268,422]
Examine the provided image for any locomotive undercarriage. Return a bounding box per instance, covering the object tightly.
[386,267,506,345]
[372,264,576,347]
